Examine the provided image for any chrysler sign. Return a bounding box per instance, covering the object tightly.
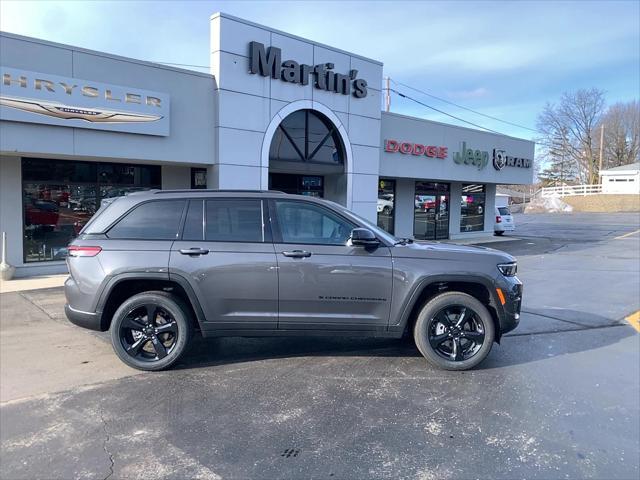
[0,67,170,136]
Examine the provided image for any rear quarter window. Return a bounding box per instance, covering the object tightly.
[107,200,185,240]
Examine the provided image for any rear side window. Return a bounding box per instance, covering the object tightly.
[107,200,185,240]
[498,207,511,216]
[204,199,263,242]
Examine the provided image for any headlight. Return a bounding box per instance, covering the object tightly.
[497,262,517,276]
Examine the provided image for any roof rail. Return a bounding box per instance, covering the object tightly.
[153,189,286,194]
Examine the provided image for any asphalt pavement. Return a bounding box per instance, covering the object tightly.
[1,212,638,480]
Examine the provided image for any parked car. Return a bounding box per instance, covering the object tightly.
[495,206,515,236]
[377,194,394,214]
[65,190,522,372]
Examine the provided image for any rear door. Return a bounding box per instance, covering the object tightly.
[271,199,393,330]
[169,198,278,330]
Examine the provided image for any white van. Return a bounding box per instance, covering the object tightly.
[495,206,515,235]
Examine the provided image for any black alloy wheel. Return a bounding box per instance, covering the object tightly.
[413,291,495,370]
[119,304,178,362]
[110,291,192,371]
[427,306,485,362]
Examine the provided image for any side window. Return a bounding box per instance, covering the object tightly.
[182,200,204,240]
[275,200,354,245]
[108,200,185,240]
[205,199,263,242]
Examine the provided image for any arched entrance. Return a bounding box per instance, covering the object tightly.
[262,102,352,207]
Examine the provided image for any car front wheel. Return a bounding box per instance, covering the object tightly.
[413,292,495,370]
[110,291,192,371]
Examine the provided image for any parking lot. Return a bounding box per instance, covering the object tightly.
[1,212,639,479]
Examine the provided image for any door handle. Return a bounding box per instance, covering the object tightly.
[179,248,209,256]
[282,250,312,258]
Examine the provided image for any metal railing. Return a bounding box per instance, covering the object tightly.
[539,184,603,197]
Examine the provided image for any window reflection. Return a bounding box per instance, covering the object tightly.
[377,179,395,234]
[460,184,486,232]
[22,158,161,263]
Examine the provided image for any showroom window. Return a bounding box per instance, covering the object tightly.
[22,158,161,262]
[377,179,395,235]
[460,184,486,232]
[269,110,344,165]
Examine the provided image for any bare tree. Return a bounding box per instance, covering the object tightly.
[598,101,640,169]
[537,88,606,184]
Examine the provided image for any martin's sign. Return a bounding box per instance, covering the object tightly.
[249,41,368,98]
[0,67,170,136]
[384,139,447,158]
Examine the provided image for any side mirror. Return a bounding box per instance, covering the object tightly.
[350,228,380,247]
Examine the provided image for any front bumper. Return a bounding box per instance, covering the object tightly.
[495,275,523,335]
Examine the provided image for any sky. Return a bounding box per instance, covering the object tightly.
[1,0,638,143]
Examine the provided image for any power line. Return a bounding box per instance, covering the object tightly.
[389,78,539,133]
[389,88,508,136]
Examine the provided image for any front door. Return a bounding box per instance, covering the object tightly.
[270,199,393,330]
[414,182,450,240]
[169,198,278,330]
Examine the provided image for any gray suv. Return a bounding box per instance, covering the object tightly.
[64,190,522,371]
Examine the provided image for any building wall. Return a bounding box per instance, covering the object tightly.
[379,112,534,185]
[0,156,23,267]
[0,32,216,165]
[209,13,383,221]
[601,172,640,194]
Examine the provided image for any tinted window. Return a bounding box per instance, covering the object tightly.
[498,207,510,216]
[182,200,204,240]
[108,201,185,240]
[275,200,354,245]
[205,199,263,242]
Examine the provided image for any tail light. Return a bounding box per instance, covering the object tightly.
[68,245,102,257]
[496,215,502,223]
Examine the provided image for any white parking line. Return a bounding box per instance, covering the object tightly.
[614,229,640,240]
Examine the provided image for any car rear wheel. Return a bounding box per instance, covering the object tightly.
[413,292,495,370]
[110,291,192,371]
[495,231,504,236]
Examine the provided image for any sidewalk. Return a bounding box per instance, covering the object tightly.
[0,274,67,294]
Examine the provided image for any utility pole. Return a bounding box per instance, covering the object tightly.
[385,76,391,112]
[598,124,604,181]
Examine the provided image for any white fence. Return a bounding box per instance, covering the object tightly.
[539,184,603,197]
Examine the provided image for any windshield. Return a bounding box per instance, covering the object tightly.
[498,207,511,216]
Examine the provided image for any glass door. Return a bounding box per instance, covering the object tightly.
[414,182,450,240]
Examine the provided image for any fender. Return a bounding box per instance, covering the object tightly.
[94,271,207,331]
[390,273,503,334]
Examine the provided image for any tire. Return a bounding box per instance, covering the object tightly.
[383,206,392,215]
[413,292,495,371]
[110,291,193,371]
[495,231,504,236]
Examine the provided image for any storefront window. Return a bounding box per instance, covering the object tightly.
[22,158,161,263]
[377,179,395,234]
[460,184,486,232]
[269,110,344,165]
[414,182,450,240]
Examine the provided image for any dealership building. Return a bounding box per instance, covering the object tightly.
[0,13,534,277]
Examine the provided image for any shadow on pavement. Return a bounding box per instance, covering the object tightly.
[174,321,635,371]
